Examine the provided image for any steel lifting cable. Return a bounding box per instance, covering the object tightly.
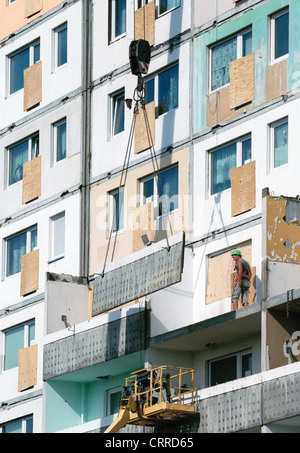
[100,79,173,276]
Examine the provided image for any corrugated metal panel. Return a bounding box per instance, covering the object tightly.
[43,311,146,380]
[92,233,185,316]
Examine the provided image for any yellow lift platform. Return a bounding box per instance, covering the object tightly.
[105,365,196,433]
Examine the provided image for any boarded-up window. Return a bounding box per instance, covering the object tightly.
[24,0,43,18]
[20,249,39,296]
[18,344,38,392]
[229,53,255,109]
[24,61,42,111]
[135,101,155,154]
[206,244,252,304]
[134,1,155,46]
[22,155,41,204]
[230,160,256,217]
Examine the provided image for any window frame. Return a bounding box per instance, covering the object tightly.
[2,319,35,372]
[8,39,40,95]
[270,8,289,65]
[106,386,123,416]
[158,0,181,17]
[110,89,125,138]
[7,132,39,187]
[140,164,179,218]
[209,27,252,93]
[145,62,179,117]
[53,22,68,70]
[49,211,65,263]
[109,187,124,234]
[209,134,252,196]
[135,0,149,9]
[208,349,252,387]
[109,0,127,43]
[269,117,288,171]
[4,225,38,278]
[52,117,67,164]
[0,415,33,434]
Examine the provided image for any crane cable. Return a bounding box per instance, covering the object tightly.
[100,79,172,277]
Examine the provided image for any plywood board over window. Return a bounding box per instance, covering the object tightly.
[134,1,155,46]
[266,60,287,102]
[20,249,39,296]
[24,0,43,18]
[18,344,38,392]
[22,155,41,204]
[132,202,155,252]
[229,53,255,110]
[135,101,155,154]
[206,244,252,304]
[230,160,256,217]
[24,60,42,111]
[206,85,231,128]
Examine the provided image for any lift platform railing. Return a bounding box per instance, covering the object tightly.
[124,365,195,409]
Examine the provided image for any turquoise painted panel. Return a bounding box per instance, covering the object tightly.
[194,0,300,134]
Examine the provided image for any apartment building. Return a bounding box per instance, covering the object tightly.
[1,0,300,434]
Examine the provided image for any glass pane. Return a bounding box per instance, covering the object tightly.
[242,138,251,164]
[112,189,124,231]
[211,143,237,194]
[158,166,178,215]
[115,0,126,37]
[28,322,35,345]
[211,37,237,91]
[242,31,252,56]
[274,121,288,167]
[10,47,30,94]
[113,94,124,135]
[9,140,29,185]
[110,391,121,415]
[53,214,65,257]
[210,356,237,386]
[2,419,23,434]
[143,178,154,202]
[57,26,67,67]
[7,232,27,277]
[242,353,252,377]
[159,0,180,15]
[145,79,154,105]
[26,417,33,433]
[4,325,24,370]
[56,120,67,161]
[275,12,289,59]
[33,42,40,64]
[30,226,37,251]
[158,65,178,115]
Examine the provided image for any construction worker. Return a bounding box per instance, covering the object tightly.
[231,250,251,310]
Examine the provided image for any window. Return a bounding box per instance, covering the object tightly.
[106,387,122,416]
[54,23,68,68]
[145,63,179,116]
[141,165,178,216]
[159,0,180,15]
[270,118,288,169]
[9,40,40,95]
[2,320,35,371]
[210,136,251,195]
[53,118,66,162]
[0,415,33,434]
[271,9,289,63]
[110,0,126,42]
[8,133,39,186]
[136,0,149,9]
[210,28,252,91]
[110,187,124,232]
[110,90,125,137]
[5,225,37,277]
[208,350,252,386]
[49,212,65,261]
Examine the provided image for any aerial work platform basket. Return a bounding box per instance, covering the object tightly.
[105,365,195,433]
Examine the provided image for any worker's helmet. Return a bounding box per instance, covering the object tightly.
[231,249,242,256]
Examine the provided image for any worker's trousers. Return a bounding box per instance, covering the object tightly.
[232,278,251,305]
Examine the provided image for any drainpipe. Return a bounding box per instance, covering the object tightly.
[80,0,92,279]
